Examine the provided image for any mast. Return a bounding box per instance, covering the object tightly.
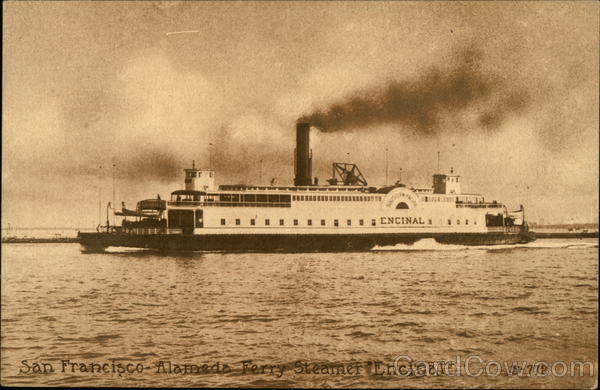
[98,165,102,228]
[385,147,389,186]
[112,164,116,227]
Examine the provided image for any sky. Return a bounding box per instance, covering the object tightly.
[2,1,598,228]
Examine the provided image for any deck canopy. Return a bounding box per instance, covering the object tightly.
[171,190,207,196]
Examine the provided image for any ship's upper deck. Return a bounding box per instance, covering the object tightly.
[167,183,497,209]
[218,184,376,192]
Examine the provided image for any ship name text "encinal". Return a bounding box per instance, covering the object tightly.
[380,217,425,225]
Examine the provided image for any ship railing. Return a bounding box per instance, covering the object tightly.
[487,226,523,233]
[168,201,291,208]
[505,226,523,233]
[168,201,203,206]
[456,204,504,208]
[125,228,166,235]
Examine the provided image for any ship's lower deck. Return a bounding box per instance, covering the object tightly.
[78,231,535,253]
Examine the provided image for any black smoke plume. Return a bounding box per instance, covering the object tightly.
[299,49,530,133]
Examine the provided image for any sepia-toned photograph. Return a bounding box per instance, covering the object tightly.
[2,1,598,388]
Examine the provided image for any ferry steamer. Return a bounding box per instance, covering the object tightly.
[79,123,534,251]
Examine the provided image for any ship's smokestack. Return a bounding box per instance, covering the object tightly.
[294,122,312,186]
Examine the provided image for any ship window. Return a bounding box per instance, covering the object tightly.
[265,219,270,226]
[457,219,460,225]
[268,195,279,203]
[334,219,339,227]
[359,219,364,226]
[280,195,291,202]
[347,219,351,226]
[474,220,477,225]
[235,219,240,225]
[396,202,409,209]
[250,219,255,226]
[293,219,298,226]
[448,219,452,225]
[209,172,213,177]
[465,219,469,225]
[428,219,432,225]
[371,219,376,226]
[221,218,226,225]
[300,196,305,201]
[321,219,326,226]
[220,194,239,202]
[279,219,284,226]
[257,194,267,202]
[307,219,312,226]
[244,194,256,202]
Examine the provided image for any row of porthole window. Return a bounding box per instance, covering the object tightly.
[219,218,478,226]
[448,219,476,225]
[220,218,378,227]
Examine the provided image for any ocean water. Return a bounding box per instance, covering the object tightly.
[1,239,597,388]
